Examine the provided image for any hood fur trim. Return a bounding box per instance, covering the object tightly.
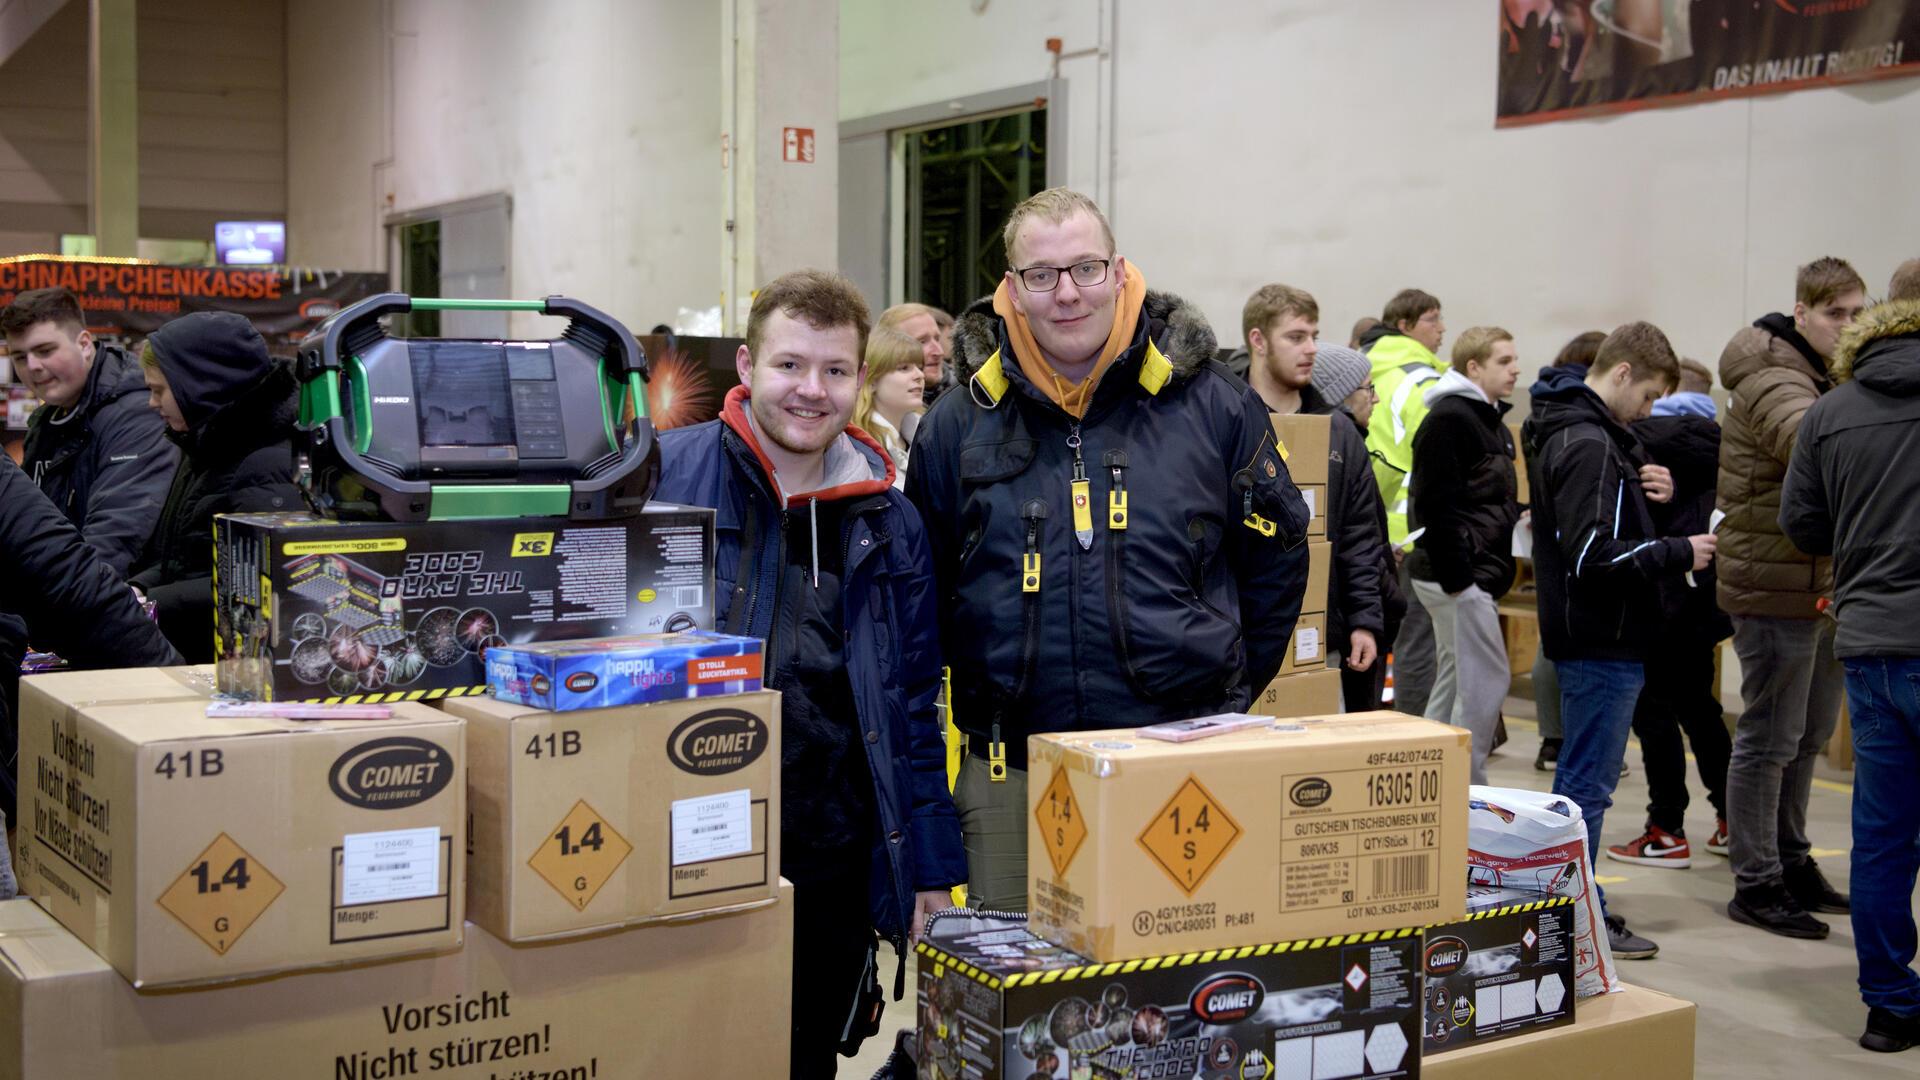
[1832,299,1920,384]
[950,289,1218,386]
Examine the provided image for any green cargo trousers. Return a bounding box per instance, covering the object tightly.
[954,753,1029,913]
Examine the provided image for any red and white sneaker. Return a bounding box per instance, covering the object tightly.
[1705,819,1730,857]
[1606,824,1693,868]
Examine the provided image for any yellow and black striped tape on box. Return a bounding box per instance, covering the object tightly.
[916,927,1422,991]
[298,685,488,705]
[1461,896,1575,922]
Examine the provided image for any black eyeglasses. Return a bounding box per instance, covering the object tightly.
[1013,259,1110,293]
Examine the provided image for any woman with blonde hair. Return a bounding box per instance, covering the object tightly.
[851,327,925,488]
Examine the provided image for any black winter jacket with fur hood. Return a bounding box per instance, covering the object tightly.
[905,290,1310,766]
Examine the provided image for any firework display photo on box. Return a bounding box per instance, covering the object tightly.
[213,508,715,702]
[915,910,1420,1080]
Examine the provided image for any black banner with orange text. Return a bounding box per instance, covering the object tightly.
[0,257,387,350]
[1498,0,1920,127]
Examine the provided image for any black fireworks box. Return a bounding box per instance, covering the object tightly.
[1419,886,1575,1056]
[212,506,715,702]
[915,910,1421,1080]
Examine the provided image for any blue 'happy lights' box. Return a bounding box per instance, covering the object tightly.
[485,631,764,711]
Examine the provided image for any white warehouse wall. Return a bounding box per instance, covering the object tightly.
[842,0,1920,396]
[287,0,722,333]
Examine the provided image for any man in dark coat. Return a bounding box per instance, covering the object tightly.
[1,455,183,898]
[907,189,1309,914]
[130,312,303,663]
[5,287,177,573]
[654,270,964,1077]
[1781,297,1920,1053]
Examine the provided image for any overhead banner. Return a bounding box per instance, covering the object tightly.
[0,257,388,350]
[1497,0,1920,127]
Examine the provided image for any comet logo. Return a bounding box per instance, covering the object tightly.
[564,672,599,693]
[1424,936,1469,976]
[1289,777,1332,808]
[1189,974,1265,1024]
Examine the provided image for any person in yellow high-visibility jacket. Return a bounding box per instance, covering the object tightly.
[1360,288,1446,717]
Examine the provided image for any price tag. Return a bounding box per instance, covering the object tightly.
[341,827,440,904]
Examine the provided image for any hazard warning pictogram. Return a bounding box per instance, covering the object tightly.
[1137,775,1242,895]
[156,833,286,955]
[1035,767,1088,877]
[527,799,633,911]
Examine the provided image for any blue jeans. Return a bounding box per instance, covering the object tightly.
[1551,657,1645,912]
[1843,658,1920,1016]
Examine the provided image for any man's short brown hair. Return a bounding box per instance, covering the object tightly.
[1554,331,1606,371]
[1,287,85,339]
[745,270,871,362]
[1796,256,1866,309]
[1350,316,1380,348]
[1888,258,1920,304]
[1676,358,1713,395]
[1450,326,1513,374]
[1594,321,1680,388]
[1382,288,1440,330]
[1241,284,1319,349]
[1002,187,1115,268]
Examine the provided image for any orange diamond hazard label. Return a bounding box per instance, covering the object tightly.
[1137,775,1242,896]
[156,833,286,955]
[527,799,633,911]
[1035,767,1088,877]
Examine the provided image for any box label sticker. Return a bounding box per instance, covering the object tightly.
[1280,764,1443,915]
[1296,627,1320,663]
[528,800,634,911]
[1137,775,1243,896]
[341,826,441,904]
[156,833,286,955]
[672,789,752,865]
[688,653,765,685]
[1035,766,1089,877]
[1301,488,1318,516]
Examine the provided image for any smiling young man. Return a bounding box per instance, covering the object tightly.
[906,188,1310,913]
[1236,284,1390,710]
[651,270,964,1077]
[1530,321,1713,962]
[3,288,175,574]
[1717,256,1866,940]
[1408,327,1522,784]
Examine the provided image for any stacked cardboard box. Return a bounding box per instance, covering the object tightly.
[1260,413,1342,716]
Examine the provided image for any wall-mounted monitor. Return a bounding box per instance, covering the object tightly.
[214,221,286,265]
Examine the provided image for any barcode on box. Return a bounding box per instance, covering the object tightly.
[673,585,702,608]
[1369,853,1431,899]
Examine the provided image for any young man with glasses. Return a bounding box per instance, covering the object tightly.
[906,188,1311,912]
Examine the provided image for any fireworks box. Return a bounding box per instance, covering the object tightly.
[0,883,794,1078]
[485,631,763,711]
[914,909,1420,1080]
[441,689,779,942]
[1029,712,1468,963]
[1249,669,1344,719]
[1420,886,1576,1056]
[212,504,715,702]
[13,667,465,988]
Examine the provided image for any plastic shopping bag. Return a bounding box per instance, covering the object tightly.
[1465,786,1619,997]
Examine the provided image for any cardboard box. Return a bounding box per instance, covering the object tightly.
[213,504,716,702]
[915,910,1420,1080]
[1278,610,1329,674]
[1422,886,1576,1055]
[1029,712,1469,962]
[1271,413,1331,486]
[1302,540,1331,614]
[486,631,764,711]
[1251,668,1344,718]
[1301,484,1328,537]
[443,690,780,942]
[0,887,793,1079]
[14,668,465,987]
[1423,983,1695,1080]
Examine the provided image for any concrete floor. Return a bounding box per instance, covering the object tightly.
[845,697,1920,1079]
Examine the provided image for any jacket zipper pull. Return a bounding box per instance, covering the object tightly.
[1104,449,1129,530]
[989,720,1007,782]
[1020,498,1048,595]
[1235,468,1277,537]
[1067,424,1093,550]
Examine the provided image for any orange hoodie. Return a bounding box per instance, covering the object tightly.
[991,262,1148,419]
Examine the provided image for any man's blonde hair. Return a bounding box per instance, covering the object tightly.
[877,302,936,335]
[1002,187,1115,268]
[1677,358,1713,395]
[1450,326,1513,374]
[1241,285,1319,350]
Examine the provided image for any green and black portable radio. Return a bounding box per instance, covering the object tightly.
[295,293,658,521]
